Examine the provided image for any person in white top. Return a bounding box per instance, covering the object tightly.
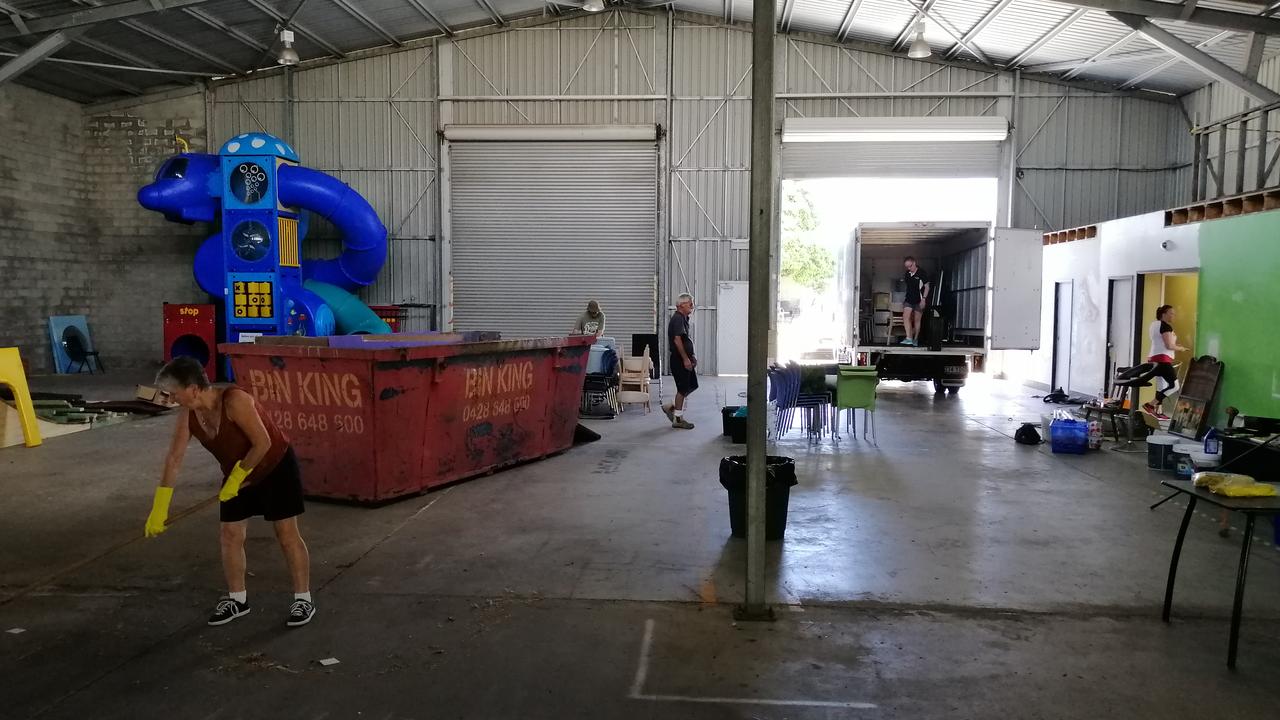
[1143,304,1188,421]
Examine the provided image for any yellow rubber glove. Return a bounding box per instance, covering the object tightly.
[219,462,252,502]
[145,486,174,538]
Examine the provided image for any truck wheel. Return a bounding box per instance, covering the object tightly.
[947,386,959,396]
[933,380,945,395]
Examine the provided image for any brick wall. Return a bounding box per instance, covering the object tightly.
[84,90,209,372]
[0,85,92,374]
[0,86,210,375]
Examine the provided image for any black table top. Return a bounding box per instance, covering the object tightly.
[1161,479,1280,514]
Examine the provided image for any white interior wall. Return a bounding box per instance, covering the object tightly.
[1025,210,1202,396]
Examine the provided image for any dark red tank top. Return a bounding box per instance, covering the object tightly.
[188,387,289,486]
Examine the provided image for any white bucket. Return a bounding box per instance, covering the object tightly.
[1190,450,1221,469]
[1147,434,1178,470]
[1041,414,1054,438]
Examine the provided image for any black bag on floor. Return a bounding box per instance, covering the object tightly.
[1015,422,1043,445]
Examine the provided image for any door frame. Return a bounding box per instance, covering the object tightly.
[1052,280,1074,391]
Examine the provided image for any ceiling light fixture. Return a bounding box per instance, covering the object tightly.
[277,28,300,66]
[907,22,931,60]
[582,0,606,12]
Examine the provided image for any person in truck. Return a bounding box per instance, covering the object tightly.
[900,256,930,347]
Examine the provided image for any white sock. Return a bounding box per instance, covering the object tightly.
[229,590,247,604]
[674,410,684,418]
[295,591,312,602]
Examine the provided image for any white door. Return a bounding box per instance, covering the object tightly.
[1054,282,1073,391]
[989,227,1044,350]
[716,282,749,376]
[1107,277,1135,391]
[447,140,658,342]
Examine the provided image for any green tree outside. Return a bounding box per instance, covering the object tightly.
[780,187,834,293]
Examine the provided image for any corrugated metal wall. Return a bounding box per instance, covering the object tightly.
[210,48,439,333]
[1176,55,1280,204]
[200,9,1187,371]
[1013,78,1190,230]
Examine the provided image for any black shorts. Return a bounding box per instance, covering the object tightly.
[220,447,306,523]
[671,360,699,396]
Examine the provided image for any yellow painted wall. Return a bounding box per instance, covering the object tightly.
[1137,272,1199,407]
[1138,273,1163,406]
[1163,273,1199,371]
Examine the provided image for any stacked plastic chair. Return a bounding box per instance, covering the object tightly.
[769,363,801,439]
[793,362,834,441]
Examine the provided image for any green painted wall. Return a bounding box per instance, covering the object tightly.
[1198,212,1280,424]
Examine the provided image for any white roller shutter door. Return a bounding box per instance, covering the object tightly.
[781,116,1007,179]
[447,140,658,342]
[782,141,1003,179]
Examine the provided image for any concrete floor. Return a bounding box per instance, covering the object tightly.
[2,371,1279,719]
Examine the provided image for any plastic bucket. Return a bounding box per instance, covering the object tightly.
[1172,443,1200,479]
[1190,450,1221,470]
[1147,434,1178,470]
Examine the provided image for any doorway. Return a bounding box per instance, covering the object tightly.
[1105,277,1135,394]
[773,177,999,363]
[1053,282,1074,391]
[1137,271,1199,407]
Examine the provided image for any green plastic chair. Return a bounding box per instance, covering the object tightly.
[836,366,878,443]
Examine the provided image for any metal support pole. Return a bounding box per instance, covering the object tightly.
[1192,130,1203,202]
[1005,69,1020,227]
[1217,124,1229,198]
[1258,110,1269,190]
[1236,115,1248,195]
[737,0,776,622]
[1199,121,1211,200]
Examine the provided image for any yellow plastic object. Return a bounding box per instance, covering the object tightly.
[1193,471,1278,498]
[219,461,251,502]
[0,347,41,448]
[145,486,174,538]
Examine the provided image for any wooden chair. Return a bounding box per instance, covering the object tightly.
[617,355,652,412]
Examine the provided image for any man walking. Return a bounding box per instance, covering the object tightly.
[900,256,930,346]
[663,293,697,430]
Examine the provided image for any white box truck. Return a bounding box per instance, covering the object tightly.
[836,221,1043,394]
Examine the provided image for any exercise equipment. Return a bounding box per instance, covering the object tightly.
[1112,362,1160,454]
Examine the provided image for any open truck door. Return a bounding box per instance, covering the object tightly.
[840,227,862,348]
[989,227,1043,350]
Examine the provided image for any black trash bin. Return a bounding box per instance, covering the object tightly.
[718,455,797,541]
[721,406,743,436]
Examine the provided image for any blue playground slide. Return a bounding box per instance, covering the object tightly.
[138,132,390,338]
